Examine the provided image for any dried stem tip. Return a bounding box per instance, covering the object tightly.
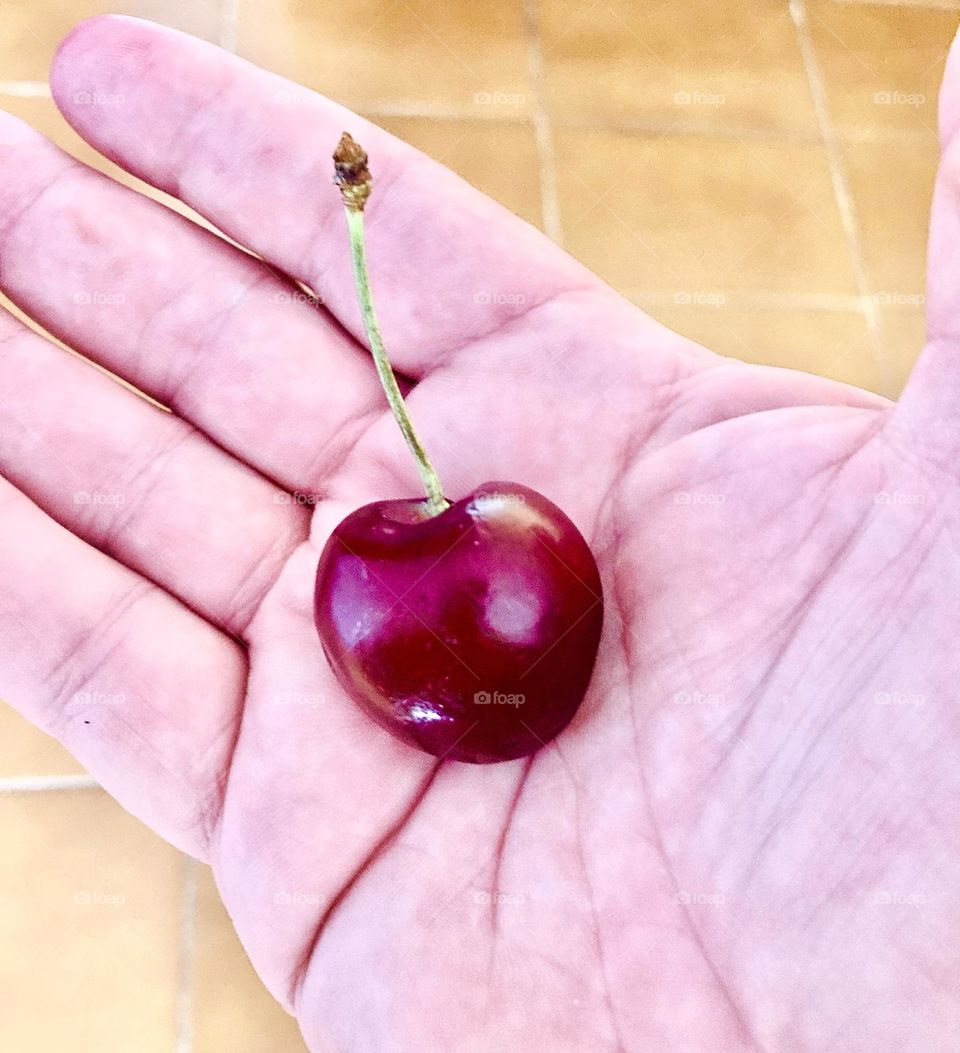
[333,132,373,211]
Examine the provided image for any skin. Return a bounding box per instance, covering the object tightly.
[0,14,958,1052]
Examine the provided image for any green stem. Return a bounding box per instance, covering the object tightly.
[334,135,448,516]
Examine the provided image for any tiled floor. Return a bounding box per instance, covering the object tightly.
[540,0,824,134]
[0,0,956,1049]
[0,789,182,1051]
[235,0,534,118]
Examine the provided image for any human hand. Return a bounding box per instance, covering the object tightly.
[1,16,957,1051]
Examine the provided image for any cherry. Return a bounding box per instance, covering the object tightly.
[313,134,604,763]
[315,482,602,763]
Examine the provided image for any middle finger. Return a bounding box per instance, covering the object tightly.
[0,109,383,493]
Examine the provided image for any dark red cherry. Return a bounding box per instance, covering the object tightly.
[314,481,603,763]
[319,137,603,762]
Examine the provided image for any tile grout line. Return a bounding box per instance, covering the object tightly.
[834,0,959,9]
[790,0,891,394]
[627,290,888,312]
[0,82,939,149]
[362,99,528,121]
[220,0,240,53]
[521,0,564,244]
[0,773,99,792]
[174,855,200,1053]
[0,80,50,97]
[546,114,936,145]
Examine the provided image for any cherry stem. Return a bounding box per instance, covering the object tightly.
[333,132,449,516]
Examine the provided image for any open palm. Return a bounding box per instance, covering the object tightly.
[2,16,959,1052]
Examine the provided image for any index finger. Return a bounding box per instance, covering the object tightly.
[51,15,595,378]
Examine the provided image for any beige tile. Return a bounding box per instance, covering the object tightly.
[844,139,937,299]
[377,116,542,226]
[878,306,926,394]
[0,790,181,1052]
[0,1,222,82]
[237,0,532,118]
[193,865,308,1052]
[807,0,956,137]
[541,0,818,134]
[556,130,857,298]
[0,701,86,776]
[648,304,881,391]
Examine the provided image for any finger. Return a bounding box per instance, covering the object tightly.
[0,309,310,636]
[50,15,595,377]
[0,476,244,857]
[894,25,960,467]
[0,108,384,493]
